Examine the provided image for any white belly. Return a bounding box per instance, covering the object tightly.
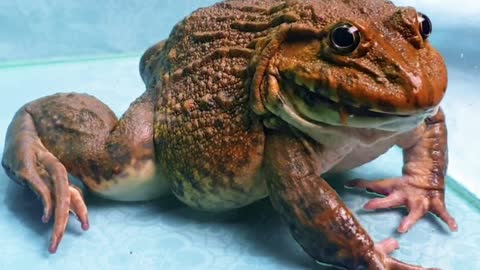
[302,130,402,175]
[329,136,399,172]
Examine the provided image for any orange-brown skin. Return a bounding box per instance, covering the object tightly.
[2,0,457,269]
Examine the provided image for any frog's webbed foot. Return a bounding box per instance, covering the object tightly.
[346,177,457,233]
[2,109,89,253]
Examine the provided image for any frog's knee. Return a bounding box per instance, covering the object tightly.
[27,93,116,120]
[23,93,117,167]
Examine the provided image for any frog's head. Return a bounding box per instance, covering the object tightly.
[251,0,447,133]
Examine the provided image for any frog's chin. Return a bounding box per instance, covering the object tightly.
[279,84,437,133]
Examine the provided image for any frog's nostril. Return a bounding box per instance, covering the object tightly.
[385,72,401,84]
[408,73,422,94]
[382,61,422,94]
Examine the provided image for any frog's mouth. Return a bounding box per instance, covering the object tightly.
[281,79,437,132]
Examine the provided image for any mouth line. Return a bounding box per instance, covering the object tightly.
[295,84,412,119]
[271,76,435,132]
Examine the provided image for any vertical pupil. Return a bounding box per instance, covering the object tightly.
[333,27,354,47]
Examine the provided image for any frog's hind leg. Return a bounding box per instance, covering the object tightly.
[2,90,169,253]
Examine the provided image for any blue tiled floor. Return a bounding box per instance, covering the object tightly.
[0,57,479,270]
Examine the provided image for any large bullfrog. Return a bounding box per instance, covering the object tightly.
[2,0,457,269]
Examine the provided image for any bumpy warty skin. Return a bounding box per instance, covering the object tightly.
[150,1,283,210]
[142,0,447,211]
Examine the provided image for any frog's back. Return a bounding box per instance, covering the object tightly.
[157,0,277,73]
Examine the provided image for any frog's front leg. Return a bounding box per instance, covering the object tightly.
[347,109,457,233]
[2,90,168,253]
[264,129,434,270]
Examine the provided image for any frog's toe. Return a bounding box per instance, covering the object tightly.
[69,186,89,231]
[36,152,89,254]
[346,178,398,196]
[374,238,399,254]
[346,178,405,210]
[430,199,457,232]
[363,192,405,210]
[397,191,457,233]
[48,184,89,253]
[374,238,441,270]
[346,177,457,233]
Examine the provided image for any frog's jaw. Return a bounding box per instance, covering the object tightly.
[283,78,437,132]
[261,73,433,140]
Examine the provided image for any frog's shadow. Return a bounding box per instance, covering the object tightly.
[88,187,324,269]
[4,182,52,235]
[4,171,448,269]
[4,175,322,268]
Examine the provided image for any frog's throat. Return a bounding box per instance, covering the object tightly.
[261,72,436,138]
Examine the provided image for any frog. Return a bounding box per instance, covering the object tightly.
[1,0,458,269]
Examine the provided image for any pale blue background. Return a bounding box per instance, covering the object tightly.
[0,1,479,270]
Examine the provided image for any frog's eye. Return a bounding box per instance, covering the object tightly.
[418,13,432,39]
[329,23,361,54]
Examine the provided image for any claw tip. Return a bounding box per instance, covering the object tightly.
[82,222,90,231]
[362,203,376,211]
[41,215,49,224]
[48,245,58,254]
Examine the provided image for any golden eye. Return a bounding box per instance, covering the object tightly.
[418,12,433,39]
[330,23,361,54]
